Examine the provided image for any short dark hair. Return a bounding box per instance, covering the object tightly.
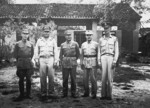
[101,21,112,28]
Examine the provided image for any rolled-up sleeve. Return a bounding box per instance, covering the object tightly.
[14,43,18,60]
[59,44,63,62]
[80,44,84,65]
[75,43,80,59]
[98,39,101,63]
[114,38,119,63]
[33,39,40,61]
[53,40,58,62]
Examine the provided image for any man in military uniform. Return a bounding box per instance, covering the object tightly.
[14,28,34,101]
[59,30,80,98]
[98,22,119,100]
[80,30,98,99]
[33,25,58,99]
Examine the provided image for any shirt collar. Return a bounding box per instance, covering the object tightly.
[87,40,92,44]
[41,37,53,41]
[66,40,72,44]
[21,40,31,46]
[103,34,112,39]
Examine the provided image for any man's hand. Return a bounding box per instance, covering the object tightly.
[81,64,85,70]
[112,61,116,69]
[98,62,102,69]
[35,59,40,67]
[53,60,59,69]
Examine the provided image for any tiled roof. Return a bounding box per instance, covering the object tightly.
[0,4,25,18]
[0,3,141,20]
[51,3,95,19]
[112,3,141,20]
[21,4,52,18]
[0,4,95,19]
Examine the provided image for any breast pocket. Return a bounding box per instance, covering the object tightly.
[70,46,76,55]
[26,45,32,54]
[47,44,53,52]
[39,43,45,52]
[108,42,114,53]
[90,46,97,54]
[100,42,106,52]
[108,42,114,49]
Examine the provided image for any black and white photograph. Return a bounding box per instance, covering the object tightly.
[0,0,150,108]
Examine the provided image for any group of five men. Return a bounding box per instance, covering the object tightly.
[13,21,119,101]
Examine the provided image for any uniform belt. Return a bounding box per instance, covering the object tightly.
[40,55,53,58]
[64,55,76,57]
[18,57,31,59]
[101,53,114,56]
[84,55,97,57]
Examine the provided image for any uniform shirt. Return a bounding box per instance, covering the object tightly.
[33,37,58,62]
[14,40,34,69]
[81,41,98,68]
[59,40,80,68]
[98,35,119,63]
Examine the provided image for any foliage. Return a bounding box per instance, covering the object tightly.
[0,0,15,4]
[93,1,141,31]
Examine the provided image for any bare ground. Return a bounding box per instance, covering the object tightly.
[1,63,150,108]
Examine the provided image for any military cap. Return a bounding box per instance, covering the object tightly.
[43,25,51,32]
[101,21,112,29]
[85,30,93,35]
[22,28,29,34]
[64,30,72,35]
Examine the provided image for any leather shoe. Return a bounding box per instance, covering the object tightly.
[26,95,32,99]
[106,97,112,100]
[100,97,107,100]
[40,94,47,101]
[61,94,67,98]
[81,94,89,97]
[13,95,24,102]
[71,94,78,98]
[91,95,96,99]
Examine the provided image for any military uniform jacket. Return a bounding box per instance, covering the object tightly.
[14,40,34,69]
[98,35,119,63]
[59,40,80,68]
[81,41,98,68]
[33,37,58,62]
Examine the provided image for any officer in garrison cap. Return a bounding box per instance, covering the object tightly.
[33,25,58,100]
[98,22,119,100]
[80,30,98,99]
[59,30,80,98]
[14,28,34,101]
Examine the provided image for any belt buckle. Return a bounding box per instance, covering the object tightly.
[46,55,50,58]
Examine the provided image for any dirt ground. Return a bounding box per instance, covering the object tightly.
[1,63,150,108]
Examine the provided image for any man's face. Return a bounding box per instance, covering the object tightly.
[21,32,29,40]
[104,25,111,35]
[43,31,50,38]
[65,34,72,41]
[86,34,92,41]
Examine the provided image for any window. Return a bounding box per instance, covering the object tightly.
[57,30,66,47]
[74,31,86,48]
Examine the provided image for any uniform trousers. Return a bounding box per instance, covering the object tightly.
[39,57,55,95]
[62,66,76,96]
[83,66,97,96]
[17,69,33,96]
[101,55,114,98]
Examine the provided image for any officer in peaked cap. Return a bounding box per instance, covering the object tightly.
[98,21,119,100]
[14,28,34,101]
[85,30,93,35]
[101,21,112,29]
[33,25,58,100]
[43,25,51,32]
[80,30,98,99]
[59,30,80,98]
